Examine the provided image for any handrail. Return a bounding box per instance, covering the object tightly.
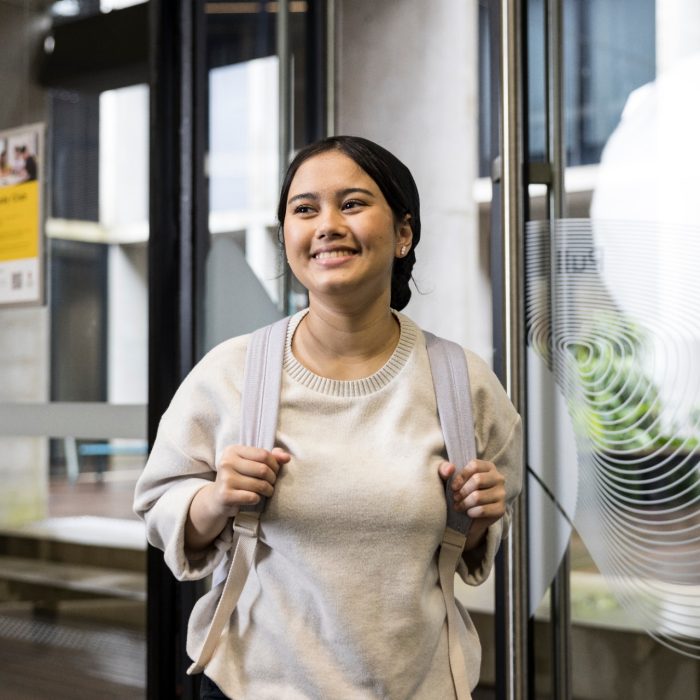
[0,402,146,439]
[499,0,529,698]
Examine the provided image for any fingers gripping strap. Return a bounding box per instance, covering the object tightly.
[188,318,289,675]
[424,331,477,535]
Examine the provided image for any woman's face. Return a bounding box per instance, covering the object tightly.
[283,150,412,308]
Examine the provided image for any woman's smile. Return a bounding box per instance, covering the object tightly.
[311,246,359,264]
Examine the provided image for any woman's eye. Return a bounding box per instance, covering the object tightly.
[342,199,364,210]
[293,204,314,214]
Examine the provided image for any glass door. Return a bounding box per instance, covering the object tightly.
[199,0,325,357]
[519,0,700,697]
[0,3,149,696]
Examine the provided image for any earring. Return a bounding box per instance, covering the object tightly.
[400,245,408,256]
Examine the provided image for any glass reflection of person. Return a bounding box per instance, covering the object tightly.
[134,136,522,700]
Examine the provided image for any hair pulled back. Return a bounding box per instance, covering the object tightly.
[277,135,421,311]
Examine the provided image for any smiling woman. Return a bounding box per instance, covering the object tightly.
[278,136,421,312]
[134,135,522,700]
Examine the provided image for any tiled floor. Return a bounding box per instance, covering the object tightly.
[0,606,145,699]
[1,473,146,699]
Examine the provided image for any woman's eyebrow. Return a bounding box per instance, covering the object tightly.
[288,191,318,204]
[287,187,375,205]
[338,187,375,198]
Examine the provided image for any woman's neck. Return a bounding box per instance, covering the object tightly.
[292,296,400,381]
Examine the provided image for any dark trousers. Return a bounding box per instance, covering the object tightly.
[200,674,229,699]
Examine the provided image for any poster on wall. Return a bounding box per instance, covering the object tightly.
[0,123,44,306]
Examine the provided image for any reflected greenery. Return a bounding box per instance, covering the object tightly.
[568,315,700,506]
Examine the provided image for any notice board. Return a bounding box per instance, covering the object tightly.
[0,123,44,306]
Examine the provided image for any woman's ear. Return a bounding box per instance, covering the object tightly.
[396,214,413,256]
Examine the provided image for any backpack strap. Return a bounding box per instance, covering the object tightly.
[424,330,476,700]
[187,316,289,675]
[424,332,476,534]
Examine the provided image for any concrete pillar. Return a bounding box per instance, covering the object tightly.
[336,0,489,354]
[0,2,50,527]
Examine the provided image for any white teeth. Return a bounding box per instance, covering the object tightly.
[314,250,355,259]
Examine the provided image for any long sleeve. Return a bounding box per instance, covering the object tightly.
[457,350,523,585]
[133,335,249,580]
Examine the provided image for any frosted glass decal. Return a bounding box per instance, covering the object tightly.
[525,218,700,658]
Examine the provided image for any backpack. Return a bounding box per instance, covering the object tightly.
[188,316,476,698]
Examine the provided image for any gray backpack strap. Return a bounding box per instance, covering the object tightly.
[424,331,476,534]
[424,330,476,700]
[188,316,289,675]
[238,316,290,513]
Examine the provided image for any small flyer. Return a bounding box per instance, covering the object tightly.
[0,123,44,306]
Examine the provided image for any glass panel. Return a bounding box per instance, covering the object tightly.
[526,0,547,164]
[205,56,283,351]
[481,0,656,171]
[201,1,313,354]
[0,4,148,692]
[564,0,655,165]
[525,0,700,696]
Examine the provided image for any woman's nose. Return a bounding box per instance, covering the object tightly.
[315,207,347,238]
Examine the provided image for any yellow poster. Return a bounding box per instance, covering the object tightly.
[0,124,43,305]
[0,181,40,261]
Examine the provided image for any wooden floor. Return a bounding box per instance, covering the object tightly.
[48,471,142,521]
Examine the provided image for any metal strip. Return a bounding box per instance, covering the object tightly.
[545,0,572,697]
[277,0,292,313]
[500,0,529,698]
[0,402,146,439]
[325,0,336,135]
[278,0,291,177]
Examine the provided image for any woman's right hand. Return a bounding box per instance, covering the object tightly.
[185,445,291,552]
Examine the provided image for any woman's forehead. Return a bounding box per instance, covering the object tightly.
[289,150,375,193]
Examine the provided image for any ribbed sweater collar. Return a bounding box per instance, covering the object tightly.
[283,309,418,397]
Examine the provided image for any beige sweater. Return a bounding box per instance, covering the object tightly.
[134,312,522,700]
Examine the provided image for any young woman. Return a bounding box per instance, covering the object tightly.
[134,136,522,699]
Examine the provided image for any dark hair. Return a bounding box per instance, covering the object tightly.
[277,135,421,311]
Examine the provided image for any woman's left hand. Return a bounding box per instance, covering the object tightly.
[438,459,506,551]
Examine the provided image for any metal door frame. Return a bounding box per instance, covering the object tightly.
[490,1,571,698]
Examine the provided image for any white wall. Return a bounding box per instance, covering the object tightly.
[336,0,491,356]
[108,243,148,405]
[100,84,149,407]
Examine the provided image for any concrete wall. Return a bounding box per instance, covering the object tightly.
[0,1,50,526]
[336,0,491,357]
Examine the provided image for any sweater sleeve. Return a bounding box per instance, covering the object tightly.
[456,350,523,586]
[133,337,247,581]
